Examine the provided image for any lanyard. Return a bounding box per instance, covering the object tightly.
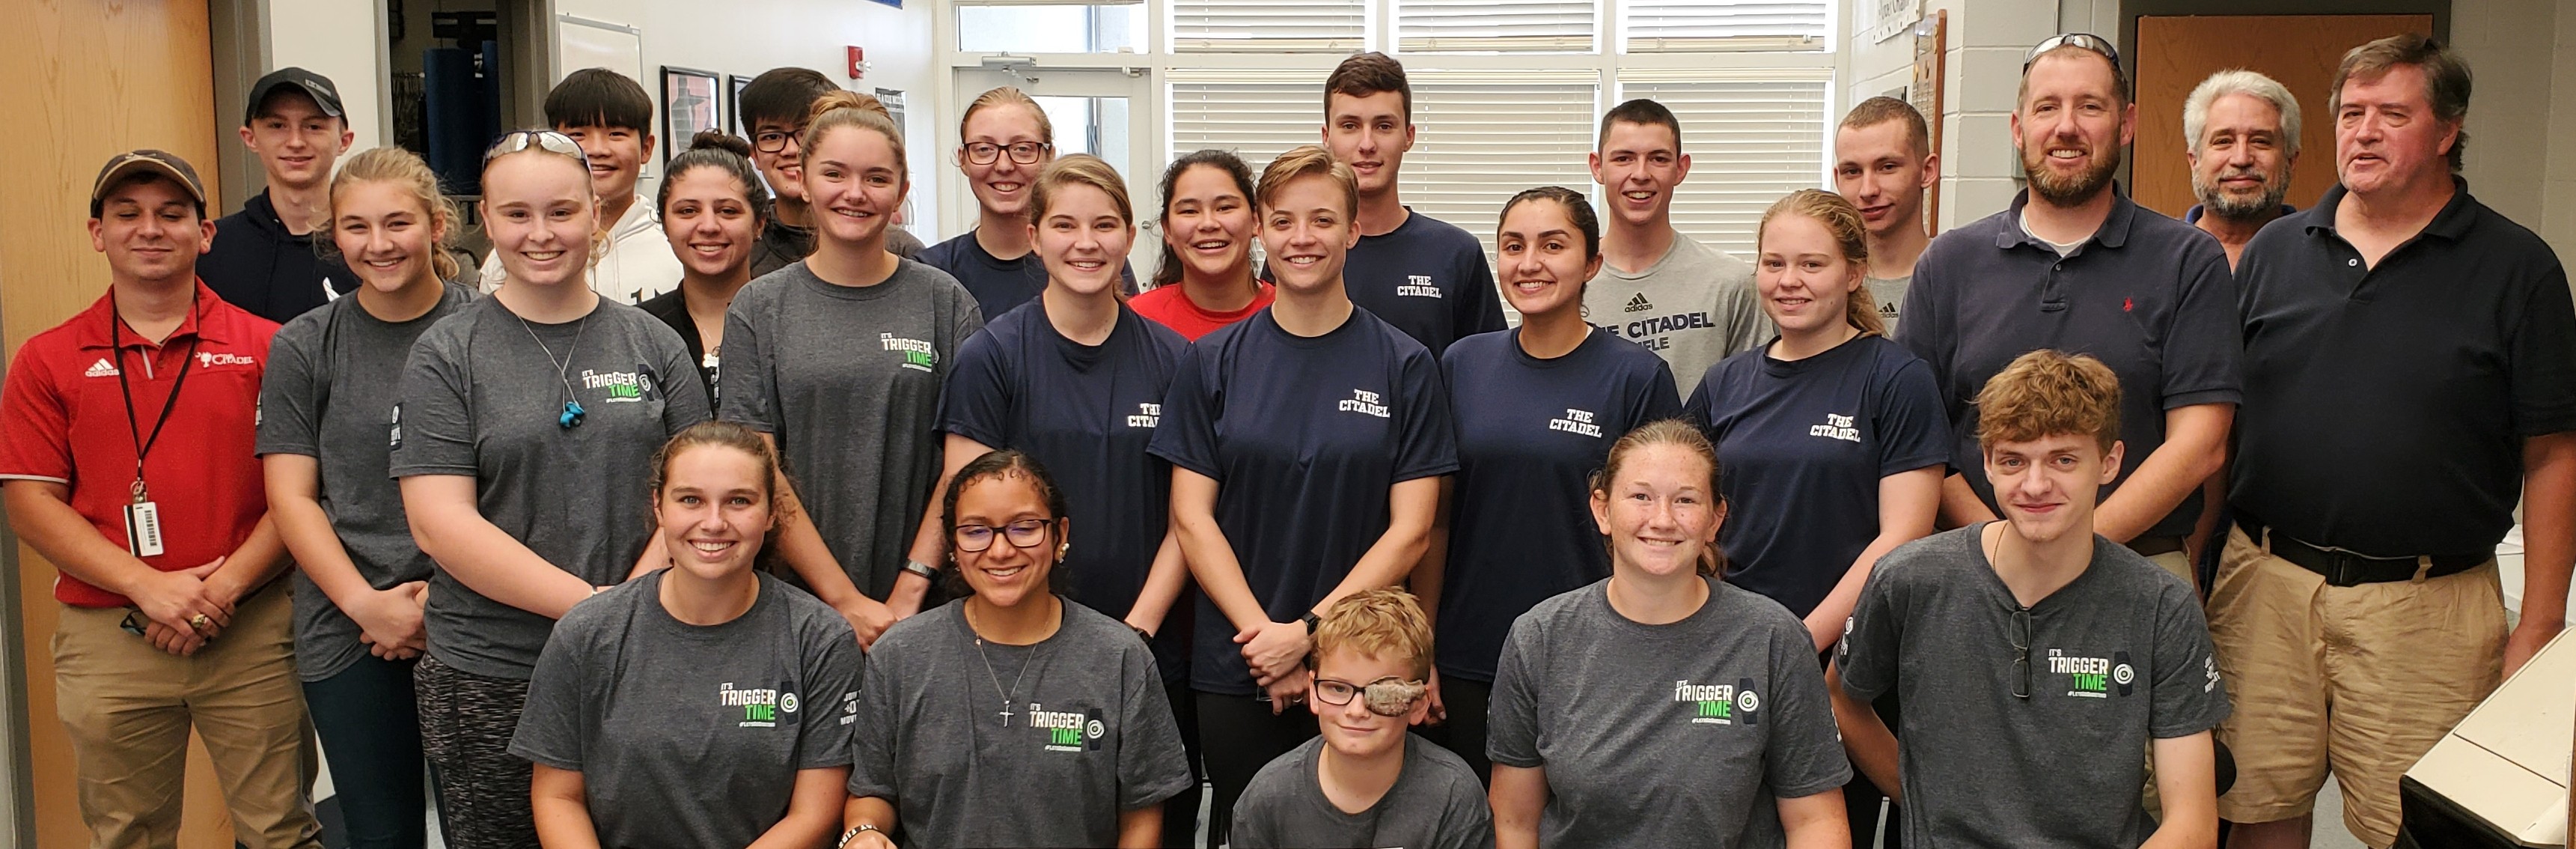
[109,308,199,504]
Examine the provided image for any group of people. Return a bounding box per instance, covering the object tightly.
[1,25,2563,849]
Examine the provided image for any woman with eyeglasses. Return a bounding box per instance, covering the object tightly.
[394,129,709,848]
[920,87,1132,323]
[719,92,980,648]
[1486,421,1850,849]
[843,449,1193,849]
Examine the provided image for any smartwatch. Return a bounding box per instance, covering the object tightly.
[899,559,938,581]
[1301,611,1322,634]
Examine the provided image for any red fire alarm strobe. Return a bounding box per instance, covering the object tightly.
[847,46,865,80]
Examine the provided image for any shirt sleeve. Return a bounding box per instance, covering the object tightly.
[1762,615,1855,798]
[843,641,903,800]
[507,623,593,770]
[1484,618,1544,768]
[387,326,478,478]
[1433,779,1498,849]
[2508,259,2576,436]
[1226,789,1283,848]
[1458,243,1506,338]
[254,320,323,457]
[1146,343,1223,480]
[715,302,778,432]
[1834,557,1905,704]
[1391,345,1460,482]
[799,618,865,769]
[1894,245,1968,474]
[936,328,1013,448]
[1116,639,1194,810]
[0,344,73,483]
[2160,239,2245,409]
[2148,580,2231,739]
[1875,356,1953,476]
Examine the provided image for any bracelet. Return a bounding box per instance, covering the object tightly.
[837,823,882,849]
[899,559,938,581]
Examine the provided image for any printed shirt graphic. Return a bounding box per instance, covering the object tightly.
[938,301,1192,681]
[1582,233,1771,394]
[1339,210,1505,356]
[1435,327,1680,684]
[510,572,863,849]
[1147,308,1459,695]
[846,601,1193,848]
[1837,526,2231,849]
[1486,577,1850,849]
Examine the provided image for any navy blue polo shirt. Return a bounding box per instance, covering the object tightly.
[1688,334,1950,618]
[2233,178,2576,556]
[1147,308,1458,695]
[1434,327,1680,684]
[938,299,1192,681]
[919,231,1137,325]
[1896,189,2242,539]
[1343,210,1506,356]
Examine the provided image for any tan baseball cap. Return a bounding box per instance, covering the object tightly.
[90,149,207,217]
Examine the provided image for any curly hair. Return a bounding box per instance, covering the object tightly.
[1973,349,2122,452]
[1304,588,1434,679]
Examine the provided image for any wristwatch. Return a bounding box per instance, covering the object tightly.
[899,559,938,581]
[1301,611,1322,634]
[837,823,883,849]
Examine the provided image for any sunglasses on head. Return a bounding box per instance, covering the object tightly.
[2025,33,2120,70]
[485,130,585,164]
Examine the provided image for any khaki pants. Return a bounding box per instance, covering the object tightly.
[52,584,320,849]
[2207,526,2506,848]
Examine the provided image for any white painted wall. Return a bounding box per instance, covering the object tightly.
[266,0,389,152]
[2452,0,2557,243]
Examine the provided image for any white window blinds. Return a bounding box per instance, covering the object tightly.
[1403,70,1601,261]
[1169,0,1367,52]
[1620,0,1828,53]
[1615,70,1830,257]
[1397,0,1596,53]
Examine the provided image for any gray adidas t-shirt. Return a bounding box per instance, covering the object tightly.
[1584,233,1772,392]
[719,260,982,598]
[510,570,862,849]
[846,599,1193,848]
[257,284,475,681]
[1865,274,1909,338]
[1837,526,2232,848]
[1231,733,1494,849]
[389,297,709,678]
[1489,576,1849,849]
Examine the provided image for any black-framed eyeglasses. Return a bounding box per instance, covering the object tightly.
[2025,33,2120,70]
[485,130,585,164]
[2008,607,2034,700]
[754,130,800,154]
[120,609,149,637]
[953,518,1055,553]
[1310,675,1427,717]
[963,142,1050,166]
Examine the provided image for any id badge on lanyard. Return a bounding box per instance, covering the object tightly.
[123,479,163,558]
[111,308,195,560]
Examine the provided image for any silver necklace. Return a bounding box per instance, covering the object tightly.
[516,311,590,429]
[967,606,1049,727]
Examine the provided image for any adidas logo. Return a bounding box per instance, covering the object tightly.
[1880,302,1899,317]
[83,359,118,378]
[1624,293,1653,313]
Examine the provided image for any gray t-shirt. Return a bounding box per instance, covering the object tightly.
[510,570,863,849]
[1488,576,1849,849]
[1231,733,1494,849]
[389,297,709,678]
[718,260,982,598]
[1584,233,1772,392]
[846,599,1193,848]
[1864,274,1909,338]
[257,284,475,681]
[1837,526,2232,848]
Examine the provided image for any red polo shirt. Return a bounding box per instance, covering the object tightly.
[0,281,278,607]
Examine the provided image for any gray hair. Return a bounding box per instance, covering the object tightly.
[2183,70,2301,159]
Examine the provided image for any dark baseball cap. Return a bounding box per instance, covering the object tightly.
[90,150,207,217]
[245,67,344,124]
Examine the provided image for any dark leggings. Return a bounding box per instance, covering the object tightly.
[1160,679,1205,848]
[414,654,538,849]
[1195,691,1318,847]
[305,654,433,849]
[1416,675,1493,784]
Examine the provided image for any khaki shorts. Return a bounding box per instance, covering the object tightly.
[2206,525,2506,848]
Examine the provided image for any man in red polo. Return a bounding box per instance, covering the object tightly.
[0,150,318,849]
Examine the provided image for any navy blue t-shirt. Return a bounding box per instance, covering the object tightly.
[1343,210,1504,356]
[1435,328,1680,683]
[938,299,1193,681]
[919,231,1137,325]
[1688,334,1950,618]
[1148,307,1459,694]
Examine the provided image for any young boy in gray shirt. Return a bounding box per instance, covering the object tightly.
[1230,588,1492,849]
[1832,349,2230,849]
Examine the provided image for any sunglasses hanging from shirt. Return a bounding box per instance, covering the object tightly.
[111,307,198,558]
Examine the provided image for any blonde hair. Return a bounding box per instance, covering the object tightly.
[960,86,1054,145]
[1028,153,1133,228]
[1306,588,1434,679]
[1757,189,1884,337]
[1974,350,2122,452]
[1256,145,1358,219]
[329,147,463,282]
[1590,419,1726,577]
[802,90,906,184]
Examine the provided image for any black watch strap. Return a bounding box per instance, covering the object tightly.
[1301,612,1322,633]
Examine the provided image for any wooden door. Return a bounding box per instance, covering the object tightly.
[0,1,242,847]
[2132,14,2434,218]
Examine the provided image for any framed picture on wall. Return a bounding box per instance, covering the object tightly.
[662,66,721,162]
[729,74,753,136]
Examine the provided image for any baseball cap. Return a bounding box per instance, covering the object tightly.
[90,150,207,218]
[245,67,345,124]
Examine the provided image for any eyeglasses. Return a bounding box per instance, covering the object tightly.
[1310,675,1427,717]
[963,142,1051,166]
[485,130,585,164]
[2008,607,2034,700]
[953,518,1055,553]
[754,130,800,154]
[2025,33,2120,70]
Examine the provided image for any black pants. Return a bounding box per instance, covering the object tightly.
[305,654,433,849]
[1161,678,1205,848]
[1194,691,1318,847]
[1415,675,1493,785]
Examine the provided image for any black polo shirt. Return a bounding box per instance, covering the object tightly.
[2232,178,2576,557]
[1897,188,2243,539]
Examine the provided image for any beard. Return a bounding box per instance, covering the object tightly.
[2024,142,2122,206]
[2192,167,2291,220]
